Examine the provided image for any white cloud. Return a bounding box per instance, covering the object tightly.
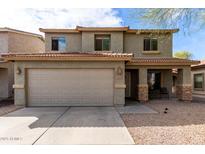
[0,8,122,35]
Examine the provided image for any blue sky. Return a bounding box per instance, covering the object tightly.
[115,8,205,60]
[0,8,204,60]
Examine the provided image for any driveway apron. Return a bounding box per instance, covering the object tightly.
[35,107,134,145]
[0,107,68,144]
[0,107,134,145]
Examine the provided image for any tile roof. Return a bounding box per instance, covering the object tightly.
[1,52,199,66]
[128,57,199,65]
[1,52,133,61]
[191,60,205,69]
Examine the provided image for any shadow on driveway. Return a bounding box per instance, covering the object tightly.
[0,107,134,144]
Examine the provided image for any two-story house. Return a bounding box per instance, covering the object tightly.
[2,26,199,107]
[0,27,44,100]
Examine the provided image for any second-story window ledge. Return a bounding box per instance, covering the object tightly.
[142,51,161,54]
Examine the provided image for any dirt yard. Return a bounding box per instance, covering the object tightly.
[121,100,205,144]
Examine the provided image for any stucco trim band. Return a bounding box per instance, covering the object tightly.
[13,84,24,89]
[142,51,161,54]
[114,84,126,89]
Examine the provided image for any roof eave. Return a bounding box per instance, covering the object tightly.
[0,27,43,38]
[126,29,179,34]
[39,28,79,33]
[39,27,179,34]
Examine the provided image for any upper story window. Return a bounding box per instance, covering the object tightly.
[144,38,158,51]
[95,35,110,51]
[51,37,66,51]
[194,73,204,90]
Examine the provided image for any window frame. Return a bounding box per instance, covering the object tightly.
[143,37,158,51]
[51,38,59,51]
[94,34,111,51]
[194,73,204,91]
[51,36,66,51]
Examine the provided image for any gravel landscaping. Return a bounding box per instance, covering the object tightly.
[121,100,205,144]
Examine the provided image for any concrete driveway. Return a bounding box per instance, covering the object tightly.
[0,107,134,145]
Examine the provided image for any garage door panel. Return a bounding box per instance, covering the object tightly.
[27,69,114,106]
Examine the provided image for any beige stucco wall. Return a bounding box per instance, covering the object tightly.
[110,32,123,52]
[161,69,173,97]
[45,32,123,52]
[44,31,173,56]
[177,67,191,85]
[82,31,123,52]
[81,32,93,52]
[191,69,205,97]
[76,31,124,52]
[124,33,172,57]
[8,32,45,53]
[45,33,81,52]
[0,31,44,99]
[13,61,125,106]
[0,31,44,54]
[0,32,8,54]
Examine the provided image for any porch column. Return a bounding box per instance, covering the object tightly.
[138,68,148,102]
[176,67,192,102]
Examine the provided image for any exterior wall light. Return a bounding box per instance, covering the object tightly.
[16,67,21,75]
[117,66,123,76]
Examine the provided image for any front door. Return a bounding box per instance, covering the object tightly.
[148,71,161,99]
[148,72,161,90]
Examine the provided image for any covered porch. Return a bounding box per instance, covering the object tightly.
[0,61,14,99]
[125,58,199,102]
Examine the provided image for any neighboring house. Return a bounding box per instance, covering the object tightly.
[191,60,205,101]
[0,27,45,99]
[2,26,199,106]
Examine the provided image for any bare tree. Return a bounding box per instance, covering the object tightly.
[138,9,205,33]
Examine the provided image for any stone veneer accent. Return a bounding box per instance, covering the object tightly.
[138,84,148,102]
[176,85,192,101]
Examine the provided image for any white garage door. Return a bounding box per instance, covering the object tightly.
[27,69,114,106]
